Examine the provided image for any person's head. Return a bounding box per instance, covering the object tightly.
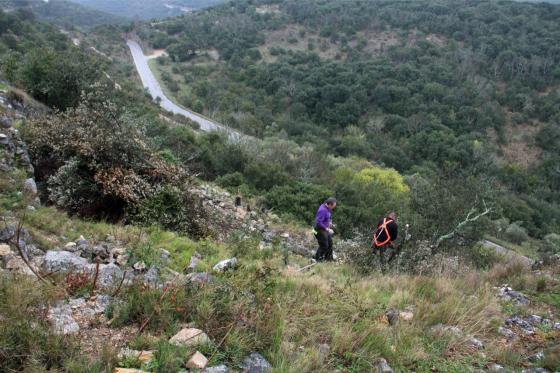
[325,197,337,210]
[387,211,397,220]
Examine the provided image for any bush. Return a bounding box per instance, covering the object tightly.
[505,222,529,244]
[128,186,212,239]
[24,90,184,220]
[265,181,333,225]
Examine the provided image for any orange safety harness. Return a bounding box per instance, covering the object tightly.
[373,218,394,248]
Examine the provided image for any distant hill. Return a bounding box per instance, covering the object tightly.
[0,0,126,28]
[68,0,227,20]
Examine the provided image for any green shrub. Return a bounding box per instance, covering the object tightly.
[128,186,211,239]
[505,222,529,244]
[265,181,333,225]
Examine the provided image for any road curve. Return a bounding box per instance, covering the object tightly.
[127,40,234,135]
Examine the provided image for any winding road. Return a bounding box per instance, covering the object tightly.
[127,40,235,136]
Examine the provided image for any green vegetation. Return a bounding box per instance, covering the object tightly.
[68,0,227,20]
[134,0,560,243]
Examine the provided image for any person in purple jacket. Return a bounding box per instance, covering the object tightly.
[314,197,337,262]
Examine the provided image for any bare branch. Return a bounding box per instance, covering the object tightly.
[435,205,493,248]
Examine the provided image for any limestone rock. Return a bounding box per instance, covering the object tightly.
[498,286,529,306]
[188,272,214,284]
[114,369,150,373]
[373,358,393,373]
[187,252,202,272]
[203,365,231,373]
[64,242,77,252]
[133,261,147,272]
[43,250,88,273]
[213,257,238,272]
[48,304,80,335]
[169,328,210,347]
[94,263,124,288]
[186,351,208,369]
[469,337,484,350]
[0,244,11,256]
[118,348,155,364]
[399,311,414,321]
[488,363,504,372]
[498,326,516,339]
[23,178,37,198]
[241,352,272,373]
[0,116,11,128]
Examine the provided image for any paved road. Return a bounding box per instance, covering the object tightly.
[127,40,234,136]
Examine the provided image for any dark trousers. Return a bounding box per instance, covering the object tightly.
[314,228,333,261]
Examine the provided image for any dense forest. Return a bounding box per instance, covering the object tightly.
[68,0,227,20]
[129,0,560,246]
[0,0,125,28]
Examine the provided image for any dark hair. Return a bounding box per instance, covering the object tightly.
[325,197,337,206]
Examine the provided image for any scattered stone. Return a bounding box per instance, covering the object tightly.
[95,263,124,288]
[431,324,463,337]
[373,358,393,373]
[64,242,77,251]
[5,257,33,275]
[0,244,11,256]
[469,337,484,350]
[528,351,544,362]
[23,178,37,198]
[554,322,560,330]
[188,272,214,284]
[42,250,89,273]
[506,316,535,335]
[526,315,543,325]
[399,311,414,321]
[186,351,208,369]
[521,369,550,373]
[241,352,272,373]
[48,304,80,335]
[143,266,159,285]
[0,133,8,145]
[213,257,238,272]
[92,244,110,260]
[498,326,516,339]
[133,261,147,272]
[187,252,201,272]
[114,369,150,373]
[203,365,231,373]
[280,232,290,239]
[93,295,113,314]
[118,348,155,364]
[488,363,504,372]
[111,247,129,266]
[169,328,210,347]
[497,286,529,305]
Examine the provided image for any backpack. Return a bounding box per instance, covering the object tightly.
[372,218,394,248]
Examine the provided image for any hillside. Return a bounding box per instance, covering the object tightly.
[130,0,560,242]
[0,2,559,373]
[68,0,227,20]
[0,0,126,28]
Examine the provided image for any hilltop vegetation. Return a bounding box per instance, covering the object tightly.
[131,0,560,245]
[68,0,227,20]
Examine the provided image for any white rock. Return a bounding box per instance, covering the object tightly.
[48,304,79,335]
[213,257,238,272]
[186,351,208,369]
[64,242,77,251]
[43,250,88,273]
[399,311,414,321]
[169,328,210,347]
[0,244,11,256]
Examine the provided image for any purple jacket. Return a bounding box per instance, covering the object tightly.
[315,204,331,230]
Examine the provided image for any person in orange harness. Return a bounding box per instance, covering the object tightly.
[372,212,399,266]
